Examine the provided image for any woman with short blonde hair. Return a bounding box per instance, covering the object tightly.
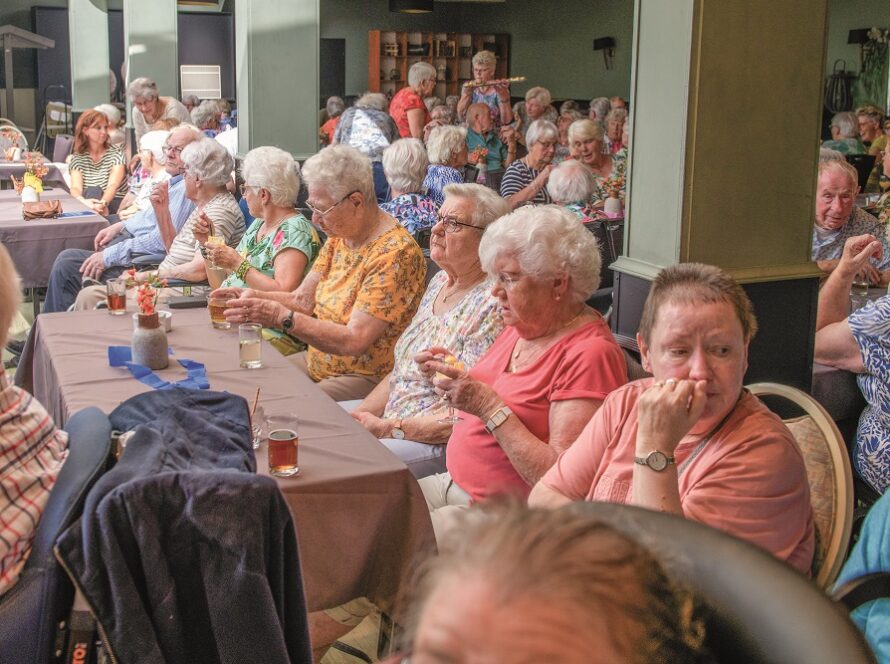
[568,119,626,205]
[457,50,513,130]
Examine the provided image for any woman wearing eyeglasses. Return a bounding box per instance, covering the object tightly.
[216,145,426,400]
[346,184,509,478]
[418,205,627,541]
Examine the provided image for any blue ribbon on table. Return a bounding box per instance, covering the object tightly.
[108,346,210,391]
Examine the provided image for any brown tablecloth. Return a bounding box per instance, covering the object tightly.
[0,188,108,288]
[16,308,436,611]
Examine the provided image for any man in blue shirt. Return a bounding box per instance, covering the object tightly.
[466,103,515,171]
[43,126,200,313]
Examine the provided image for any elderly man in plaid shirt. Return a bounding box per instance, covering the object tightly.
[0,244,68,595]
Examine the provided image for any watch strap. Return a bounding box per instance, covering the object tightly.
[484,405,513,434]
[634,450,676,472]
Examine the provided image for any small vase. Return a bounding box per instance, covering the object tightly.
[476,162,487,184]
[604,196,623,215]
[132,313,169,370]
[20,186,39,203]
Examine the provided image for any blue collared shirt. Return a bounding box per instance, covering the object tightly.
[103,175,196,267]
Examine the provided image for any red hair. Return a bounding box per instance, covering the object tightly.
[73,109,110,154]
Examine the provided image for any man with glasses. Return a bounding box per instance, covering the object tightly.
[43,126,201,313]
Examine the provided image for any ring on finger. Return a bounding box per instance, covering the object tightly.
[665,378,678,387]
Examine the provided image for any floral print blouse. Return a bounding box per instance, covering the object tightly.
[381,192,438,235]
[306,223,427,381]
[383,270,504,419]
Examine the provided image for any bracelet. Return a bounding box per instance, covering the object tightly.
[235,259,251,281]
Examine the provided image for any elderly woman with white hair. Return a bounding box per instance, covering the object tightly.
[823,112,866,155]
[569,119,626,205]
[127,77,191,143]
[423,125,468,207]
[418,205,627,539]
[588,96,611,124]
[390,62,437,139]
[191,100,221,137]
[332,92,399,203]
[457,50,513,131]
[349,183,509,477]
[380,138,438,234]
[512,86,558,148]
[500,119,559,208]
[215,145,426,400]
[117,129,170,221]
[605,108,628,155]
[547,159,599,223]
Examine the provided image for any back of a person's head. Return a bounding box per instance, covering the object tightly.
[398,503,705,663]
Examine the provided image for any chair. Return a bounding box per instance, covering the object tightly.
[51,134,74,164]
[569,502,876,664]
[0,121,28,153]
[0,407,113,664]
[846,154,877,191]
[747,382,854,588]
[484,168,505,192]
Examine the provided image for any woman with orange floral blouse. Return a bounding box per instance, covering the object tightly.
[214,145,427,400]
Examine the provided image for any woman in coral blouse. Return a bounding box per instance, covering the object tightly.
[390,62,436,139]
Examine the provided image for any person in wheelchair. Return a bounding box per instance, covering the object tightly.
[0,244,69,596]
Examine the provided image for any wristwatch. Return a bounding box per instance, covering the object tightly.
[634,450,676,472]
[484,406,513,434]
[282,311,295,334]
[391,419,406,440]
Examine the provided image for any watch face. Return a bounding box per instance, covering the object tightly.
[392,428,405,440]
[647,451,668,471]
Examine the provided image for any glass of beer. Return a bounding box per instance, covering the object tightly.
[239,323,262,368]
[106,278,127,315]
[208,297,231,329]
[266,413,299,477]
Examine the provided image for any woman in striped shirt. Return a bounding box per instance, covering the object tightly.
[69,109,128,216]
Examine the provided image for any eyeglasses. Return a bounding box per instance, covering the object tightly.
[239,183,260,195]
[163,143,185,155]
[434,214,484,233]
[305,190,359,218]
[493,272,524,290]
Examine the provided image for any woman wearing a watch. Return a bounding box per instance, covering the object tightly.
[529,263,815,575]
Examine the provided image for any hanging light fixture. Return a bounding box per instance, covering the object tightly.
[389,0,434,13]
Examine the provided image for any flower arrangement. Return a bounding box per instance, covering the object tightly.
[11,152,50,194]
[126,269,167,316]
[470,146,489,165]
[857,27,890,108]
[604,171,626,199]
[866,27,890,43]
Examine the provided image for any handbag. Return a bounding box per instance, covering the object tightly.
[22,200,63,220]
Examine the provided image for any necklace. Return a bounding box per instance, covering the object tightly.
[440,273,484,304]
[510,306,588,372]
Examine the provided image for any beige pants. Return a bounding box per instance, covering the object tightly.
[417,471,473,544]
[288,351,380,401]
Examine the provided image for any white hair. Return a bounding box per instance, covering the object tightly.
[408,61,437,88]
[326,96,346,118]
[830,112,858,139]
[525,86,552,107]
[127,76,159,101]
[568,119,604,143]
[472,50,497,69]
[303,144,376,205]
[424,96,442,114]
[525,119,558,147]
[190,101,219,130]
[588,97,611,121]
[139,129,169,165]
[479,205,602,303]
[819,147,845,163]
[382,138,428,193]
[547,160,594,204]
[94,103,121,126]
[182,94,200,107]
[356,93,388,111]
[606,108,628,125]
[242,146,301,207]
[442,183,511,229]
[0,244,20,348]
[427,125,467,165]
[180,137,233,188]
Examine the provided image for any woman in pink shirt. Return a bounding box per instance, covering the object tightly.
[530,263,815,574]
[390,62,435,139]
[421,206,628,541]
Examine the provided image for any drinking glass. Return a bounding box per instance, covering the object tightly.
[436,355,465,425]
[208,297,231,329]
[850,274,870,313]
[250,405,265,450]
[239,323,262,368]
[266,413,300,477]
[106,278,127,315]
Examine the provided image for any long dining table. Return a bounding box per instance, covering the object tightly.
[15,307,436,612]
[0,188,108,288]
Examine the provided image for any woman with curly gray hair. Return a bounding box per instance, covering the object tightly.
[500,119,559,208]
[423,125,468,207]
[127,76,191,143]
[418,204,627,540]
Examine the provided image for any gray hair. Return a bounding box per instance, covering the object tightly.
[424,96,442,114]
[445,95,460,109]
[442,183,511,229]
[182,94,200,107]
[830,112,858,139]
[430,104,454,123]
[302,144,376,205]
[559,100,580,115]
[819,147,845,163]
[525,86,552,107]
[94,103,121,126]
[382,138,428,192]
[190,101,219,130]
[589,97,611,121]
[408,61,437,88]
[356,93,389,112]
[479,205,602,303]
[568,119,605,143]
[547,160,594,204]
[127,76,159,101]
[606,108,628,126]
[326,96,346,118]
[180,137,233,187]
[139,129,169,165]
[242,146,301,207]
[525,119,559,148]
[0,244,20,347]
[472,50,497,69]
[427,125,467,165]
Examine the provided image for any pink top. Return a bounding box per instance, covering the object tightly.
[541,379,815,574]
[447,320,628,501]
[389,87,429,138]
